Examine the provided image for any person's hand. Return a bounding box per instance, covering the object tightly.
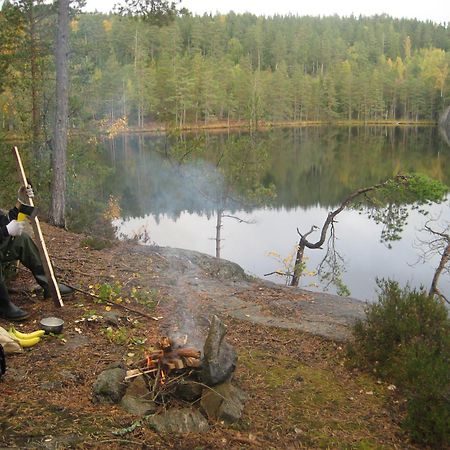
[6,220,25,236]
[17,184,34,204]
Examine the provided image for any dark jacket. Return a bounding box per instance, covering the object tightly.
[0,207,19,244]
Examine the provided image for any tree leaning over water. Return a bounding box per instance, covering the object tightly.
[289,174,448,291]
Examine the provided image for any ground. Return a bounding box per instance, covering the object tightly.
[0,223,420,449]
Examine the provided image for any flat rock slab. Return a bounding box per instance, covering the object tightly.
[147,409,210,433]
[153,246,367,342]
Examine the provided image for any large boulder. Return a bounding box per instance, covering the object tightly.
[201,315,237,386]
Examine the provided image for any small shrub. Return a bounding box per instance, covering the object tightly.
[348,280,450,447]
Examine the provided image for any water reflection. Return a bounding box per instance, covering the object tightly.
[109,126,450,301]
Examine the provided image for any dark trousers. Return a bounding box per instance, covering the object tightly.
[0,234,42,285]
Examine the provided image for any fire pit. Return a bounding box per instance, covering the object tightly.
[93,315,246,428]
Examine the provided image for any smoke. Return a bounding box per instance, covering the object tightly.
[110,134,228,221]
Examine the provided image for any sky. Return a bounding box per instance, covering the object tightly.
[82,0,450,25]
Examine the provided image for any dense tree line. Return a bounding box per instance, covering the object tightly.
[1,6,449,136]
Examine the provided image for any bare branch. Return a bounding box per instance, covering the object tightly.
[222,214,256,224]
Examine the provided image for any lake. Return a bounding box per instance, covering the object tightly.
[106,126,450,302]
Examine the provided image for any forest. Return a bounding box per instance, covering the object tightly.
[0,3,449,138]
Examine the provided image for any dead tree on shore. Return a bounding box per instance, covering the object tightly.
[415,221,450,304]
[289,174,448,290]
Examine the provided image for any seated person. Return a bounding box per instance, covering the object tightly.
[0,185,72,321]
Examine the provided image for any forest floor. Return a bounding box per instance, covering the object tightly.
[0,223,421,449]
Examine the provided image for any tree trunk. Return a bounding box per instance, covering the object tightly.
[290,240,306,287]
[29,5,40,149]
[49,0,69,228]
[215,209,223,259]
[429,242,450,301]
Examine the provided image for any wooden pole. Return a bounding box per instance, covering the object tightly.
[12,146,63,307]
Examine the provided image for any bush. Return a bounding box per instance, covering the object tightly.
[348,280,450,447]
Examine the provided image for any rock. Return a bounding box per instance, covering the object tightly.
[175,380,203,402]
[120,395,157,416]
[147,409,210,433]
[101,311,121,327]
[201,315,237,386]
[92,367,127,404]
[200,381,247,424]
[120,376,157,416]
[124,375,149,396]
[105,361,127,370]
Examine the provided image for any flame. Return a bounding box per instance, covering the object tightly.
[160,369,167,385]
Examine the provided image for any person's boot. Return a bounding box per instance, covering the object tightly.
[0,283,29,321]
[33,271,73,299]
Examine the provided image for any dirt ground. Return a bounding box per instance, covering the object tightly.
[0,223,420,449]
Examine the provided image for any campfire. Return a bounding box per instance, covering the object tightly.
[92,316,246,428]
[125,336,202,385]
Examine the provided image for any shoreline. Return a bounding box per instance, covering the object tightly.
[0,119,437,141]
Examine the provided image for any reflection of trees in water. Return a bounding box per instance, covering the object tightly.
[56,125,449,233]
[109,132,275,221]
[106,126,449,220]
[438,106,450,147]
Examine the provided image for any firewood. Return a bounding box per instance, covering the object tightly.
[165,348,200,359]
[173,359,185,370]
[125,368,157,380]
[183,357,202,368]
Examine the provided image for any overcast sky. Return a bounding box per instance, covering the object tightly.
[82,0,449,24]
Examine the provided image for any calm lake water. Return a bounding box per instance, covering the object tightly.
[107,126,450,302]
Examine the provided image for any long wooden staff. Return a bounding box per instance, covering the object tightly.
[12,146,64,307]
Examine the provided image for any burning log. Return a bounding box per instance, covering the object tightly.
[125,336,202,382]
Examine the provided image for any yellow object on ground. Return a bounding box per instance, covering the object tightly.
[17,336,40,347]
[9,327,45,339]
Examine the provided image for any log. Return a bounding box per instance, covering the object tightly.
[172,359,185,370]
[166,348,201,359]
[125,368,157,380]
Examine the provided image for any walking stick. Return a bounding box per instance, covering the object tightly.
[12,146,64,307]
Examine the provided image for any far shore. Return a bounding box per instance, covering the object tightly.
[0,119,438,142]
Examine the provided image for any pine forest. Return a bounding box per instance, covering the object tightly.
[0,6,449,136]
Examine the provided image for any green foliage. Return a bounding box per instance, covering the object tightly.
[381,173,448,206]
[130,286,158,310]
[348,280,450,446]
[115,0,179,25]
[94,282,123,303]
[364,173,448,244]
[3,12,450,133]
[104,325,128,345]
